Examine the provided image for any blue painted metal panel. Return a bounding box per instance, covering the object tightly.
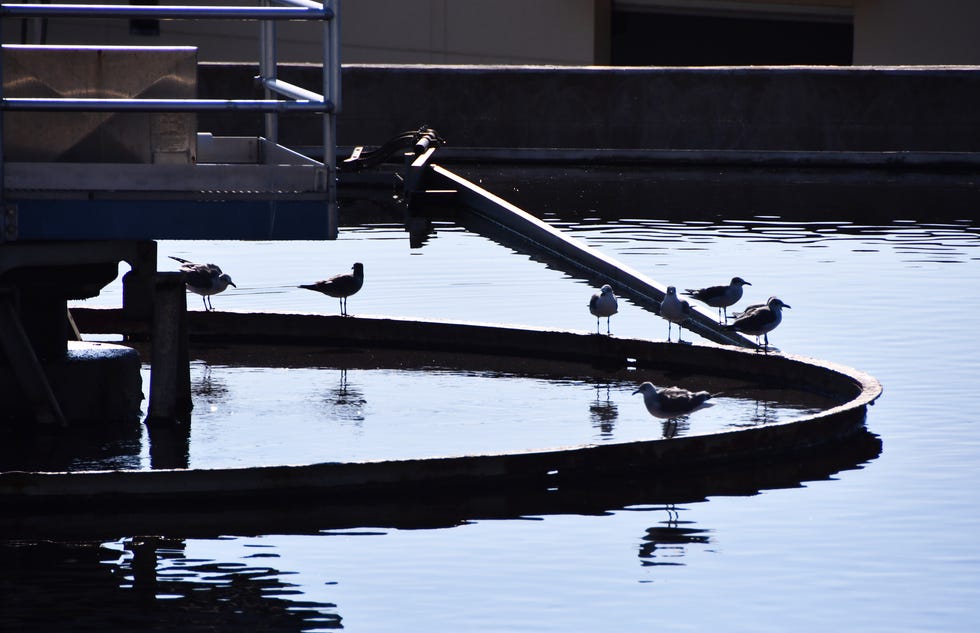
[12,199,337,240]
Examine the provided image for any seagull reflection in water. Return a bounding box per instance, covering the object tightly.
[638,505,712,567]
[589,383,619,438]
[325,369,366,423]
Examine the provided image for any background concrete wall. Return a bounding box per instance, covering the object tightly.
[200,64,980,153]
[854,0,980,65]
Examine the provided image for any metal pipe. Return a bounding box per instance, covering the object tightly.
[271,0,325,9]
[0,3,331,20]
[262,78,324,103]
[1,98,333,112]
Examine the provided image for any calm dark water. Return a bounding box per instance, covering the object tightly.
[4,170,980,632]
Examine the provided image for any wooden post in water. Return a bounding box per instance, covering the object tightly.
[146,272,191,426]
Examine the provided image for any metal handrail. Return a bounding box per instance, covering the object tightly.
[0,0,340,182]
[3,98,334,112]
[0,3,332,20]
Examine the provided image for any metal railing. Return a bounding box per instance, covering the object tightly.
[0,0,340,194]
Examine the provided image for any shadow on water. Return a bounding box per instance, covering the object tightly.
[0,426,880,630]
[0,538,343,632]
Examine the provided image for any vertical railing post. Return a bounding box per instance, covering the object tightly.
[259,1,278,153]
[1,26,6,211]
[324,0,340,238]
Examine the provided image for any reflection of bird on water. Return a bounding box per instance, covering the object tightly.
[588,284,618,335]
[659,286,692,343]
[633,382,713,417]
[192,363,229,403]
[725,296,790,352]
[638,506,711,567]
[326,368,366,422]
[300,262,364,316]
[169,256,236,311]
[590,384,619,437]
[684,276,751,323]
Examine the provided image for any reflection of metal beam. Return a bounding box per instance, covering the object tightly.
[424,163,753,347]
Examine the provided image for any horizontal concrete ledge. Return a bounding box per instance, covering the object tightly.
[398,147,980,169]
[199,63,980,155]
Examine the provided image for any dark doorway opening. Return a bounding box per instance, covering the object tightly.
[612,11,853,66]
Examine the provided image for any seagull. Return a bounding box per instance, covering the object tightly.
[299,262,364,316]
[589,284,618,334]
[725,296,790,352]
[684,276,751,323]
[659,286,692,343]
[169,256,236,311]
[632,382,714,418]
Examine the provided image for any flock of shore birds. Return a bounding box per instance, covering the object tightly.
[169,257,788,427]
[588,275,791,422]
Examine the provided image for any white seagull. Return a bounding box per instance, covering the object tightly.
[169,256,236,311]
[726,296,791,351]
[300,262,365,316]
[660,286,692,343]
[632,382,714,417]
[589,284,619,334]
[684,276,751,323]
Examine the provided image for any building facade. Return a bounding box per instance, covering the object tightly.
[3,0,980,66]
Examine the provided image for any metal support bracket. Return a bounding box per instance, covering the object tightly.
[1,203,18,243]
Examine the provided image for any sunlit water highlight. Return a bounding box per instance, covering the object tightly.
[5,180,980,632]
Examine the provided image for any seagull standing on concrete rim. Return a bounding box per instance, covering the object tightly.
[660,286,692,343]
[589,284,618,334]
[300,262,364,316]
[169,256,236,311]
[632,382,714,417]
[725,296,790,352]
[684,276,751,323]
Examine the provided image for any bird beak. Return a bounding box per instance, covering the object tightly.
[229,281,237,288]
[631,388,641,395]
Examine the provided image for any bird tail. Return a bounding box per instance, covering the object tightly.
[298,284,317,291]
[169,256,191,264]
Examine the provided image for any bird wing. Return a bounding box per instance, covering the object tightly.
[659,387,711,412]
[686,285,725,301]
[732,307,774,331]
[181,266,219,289]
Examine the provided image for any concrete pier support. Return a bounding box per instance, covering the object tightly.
[145,272,192,426]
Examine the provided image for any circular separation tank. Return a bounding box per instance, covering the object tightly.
[0,312,882,533]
